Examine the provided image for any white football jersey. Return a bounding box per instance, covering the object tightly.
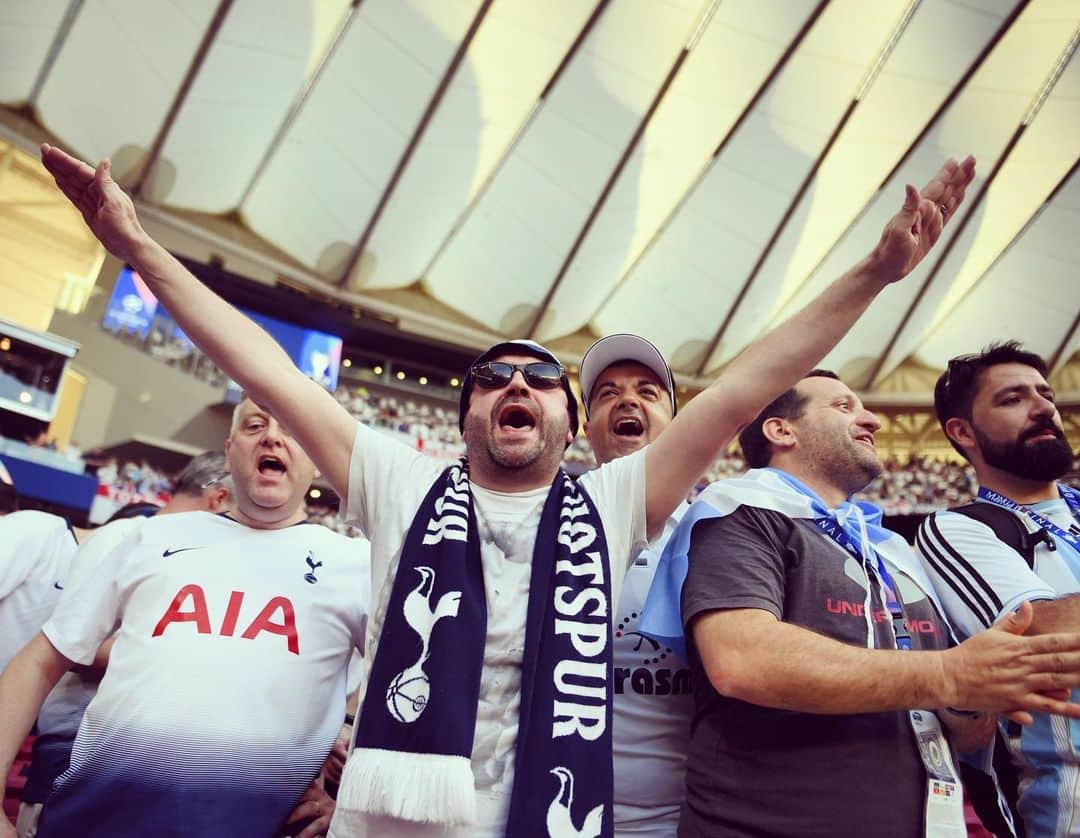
[40,511,370,837]
[0,510,77,672]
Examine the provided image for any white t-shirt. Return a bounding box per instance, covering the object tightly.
[0,510,77,672]
[40,511,370,837]
[612,502,691,836]
[335,422,648,838]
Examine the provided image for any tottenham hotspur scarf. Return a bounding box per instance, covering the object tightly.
[335,460,614,837]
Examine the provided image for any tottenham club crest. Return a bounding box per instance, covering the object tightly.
[547,767,603,837]
[385,566,461,723]
[303,551,322,584]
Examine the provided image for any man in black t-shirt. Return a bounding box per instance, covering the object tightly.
[677,371,1080,838]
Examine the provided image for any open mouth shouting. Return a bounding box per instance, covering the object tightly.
[496,401,538,436]
[611,414,645,441]
[257,454,288,478]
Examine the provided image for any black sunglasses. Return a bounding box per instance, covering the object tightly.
[470,361,565,390]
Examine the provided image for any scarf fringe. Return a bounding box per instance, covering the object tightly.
[335,747,476,826]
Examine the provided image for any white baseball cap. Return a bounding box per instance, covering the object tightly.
[578,334,676,418]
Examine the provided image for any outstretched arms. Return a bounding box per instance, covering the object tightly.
[40,145,357,498]
[643,157,976,534]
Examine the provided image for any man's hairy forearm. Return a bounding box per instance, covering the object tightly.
[1028,594,1080,635]
[701,256,887,428]
[696,610,948,714]
[0,634,71,777]
[128,237,300,406]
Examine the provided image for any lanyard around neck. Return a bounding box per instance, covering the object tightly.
[977,484,1080,556]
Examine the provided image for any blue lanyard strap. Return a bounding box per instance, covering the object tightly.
[811,516,907,652]
[977,485,1080,555]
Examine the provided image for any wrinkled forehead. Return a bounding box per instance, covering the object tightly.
[230,397,276,435]
[483,352,550,368]
[590,360,665,400]
[798,375,860,407]
[976,362,1051,400]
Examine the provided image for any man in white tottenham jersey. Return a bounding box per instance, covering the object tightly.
[0,398,370,838]
[38,144,1070,838]
[577,334,689,837]
[11,452,231,838]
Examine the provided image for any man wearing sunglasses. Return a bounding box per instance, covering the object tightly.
[38,143,977,837]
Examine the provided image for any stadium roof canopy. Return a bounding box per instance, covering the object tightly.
[1,0,1078,395]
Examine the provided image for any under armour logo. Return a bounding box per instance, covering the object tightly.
[303,552,322,584]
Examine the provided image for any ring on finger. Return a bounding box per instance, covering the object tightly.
[940,204,949,218]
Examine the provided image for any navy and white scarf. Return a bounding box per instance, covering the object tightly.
[336,461,614,837]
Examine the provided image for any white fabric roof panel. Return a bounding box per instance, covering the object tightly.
[2,0,1076,388]
[535,0,823,343]
[772,0,1080,385]
[594,0,908,369]
[35,0,220,165]
[0,0,70,104]
[712,0,1028,361]
[424,0,702,334]
[152,0,354,212]
[242,0,483,273]
[917,166,1080,368]
[357,0,600,292]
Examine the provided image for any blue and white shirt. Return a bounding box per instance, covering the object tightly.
[39,511,370,838]
[917,494,1080,838]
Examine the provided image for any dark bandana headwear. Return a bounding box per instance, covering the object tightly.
[457,339,579,438]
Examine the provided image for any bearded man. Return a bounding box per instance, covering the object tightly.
[917,342,1080,838]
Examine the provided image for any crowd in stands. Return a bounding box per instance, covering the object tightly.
[83,384,1076,528]
[105,318,230,388]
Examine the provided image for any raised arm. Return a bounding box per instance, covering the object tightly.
[643,157,976,533]
[40,145,356,497]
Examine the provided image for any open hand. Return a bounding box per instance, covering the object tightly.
[869,155,976,283]
[944,602,1080,723]
[40,144,147,265]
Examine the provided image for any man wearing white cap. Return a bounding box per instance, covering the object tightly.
[578,334,689,837]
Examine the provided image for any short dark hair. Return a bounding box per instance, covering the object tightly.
[738,370,840,468]
[933,341,1050,459]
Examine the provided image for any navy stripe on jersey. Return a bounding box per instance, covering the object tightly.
[39,724,326,838]
[917,515,999,628]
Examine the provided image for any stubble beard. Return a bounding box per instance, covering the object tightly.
[463,410,566,478]
[808,432,883,497]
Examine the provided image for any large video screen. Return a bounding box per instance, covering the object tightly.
[103,267,342,392]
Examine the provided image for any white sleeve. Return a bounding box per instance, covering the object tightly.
[915,510,1056,639]
[41,521,143,665]
[0,511,70,599]
[340,421,440,537]
[349,537,372,653]
[578,447,649,578]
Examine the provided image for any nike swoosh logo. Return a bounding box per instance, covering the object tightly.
[162,547,204,558]
[54,582,64,590]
